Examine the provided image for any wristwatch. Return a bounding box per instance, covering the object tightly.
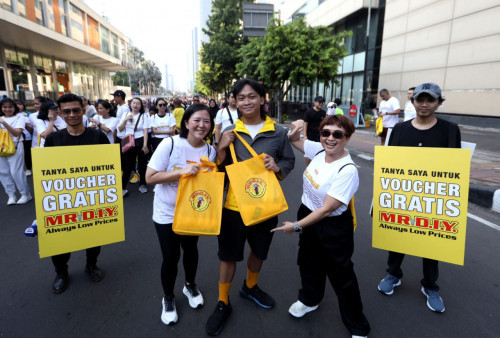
[293,221,302,234]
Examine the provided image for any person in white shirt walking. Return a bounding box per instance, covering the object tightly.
[377,89,400,145]
[404,87,417,121]
[214,92,238,147]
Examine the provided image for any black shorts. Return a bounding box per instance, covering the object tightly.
[217,208,277,262]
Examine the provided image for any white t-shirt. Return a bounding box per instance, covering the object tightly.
[301,140,359,216]
[245,122,264,139]
[85,105,97,117]
[0,115,25,143]
[148,135,216,224]
[116,103,130,138]
[120,112,150,139]
[404,101,416,121]
[35,116,67,147]
[94,115,118,144]
[380,96,400,128]
[150,113,176,138]
[29,112,39,147]
[215,107,238,131]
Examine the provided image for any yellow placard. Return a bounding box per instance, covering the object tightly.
[372,146,471,265]
[32,144,125,258]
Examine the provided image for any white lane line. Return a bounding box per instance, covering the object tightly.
[357,154,374,161]
[468,213,500,231]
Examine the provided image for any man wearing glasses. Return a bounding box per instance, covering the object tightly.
[44,93,110,294]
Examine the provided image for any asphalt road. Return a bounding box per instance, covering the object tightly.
[1,148,499,337]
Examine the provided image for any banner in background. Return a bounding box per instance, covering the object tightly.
[32,144,124,258]
[372,146,471,265]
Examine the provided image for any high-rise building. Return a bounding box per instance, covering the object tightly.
[269,0,500,121]
[0,0,132,101]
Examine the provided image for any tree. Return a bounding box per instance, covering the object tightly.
[111,71,130,86]
[236,18,350,123]
[200,0,244,95]
[128,46,144,68]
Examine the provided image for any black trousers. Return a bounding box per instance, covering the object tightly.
[387,252,439,291]
[23,140,32,170]
[121,137,147,188]
[51,246,101,275]
[297,204,370,336]
[155,222,199,297]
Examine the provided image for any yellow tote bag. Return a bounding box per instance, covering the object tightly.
[0,130,16,157]
[173,157,225,236]
[376,117,384,135]
[225,131,288,226]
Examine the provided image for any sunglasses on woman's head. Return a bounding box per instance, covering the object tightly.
[319,129,345,139]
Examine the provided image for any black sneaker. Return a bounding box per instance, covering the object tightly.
[240,280,275,309]
[85,265,104,282]
[206,301,232,336]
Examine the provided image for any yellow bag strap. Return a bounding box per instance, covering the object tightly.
[186,156,218,173]
[229,130,259,164]
[349,195,357,231]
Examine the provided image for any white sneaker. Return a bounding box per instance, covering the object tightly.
[183,283,204,308]
[352,335,368,338]
[288,300,318,318]
[17,194,32,204]
[25,170,32,176]
[161,296,178,325]
[7,195,17,205]
[122,189,128,197]
[138,185,148,194]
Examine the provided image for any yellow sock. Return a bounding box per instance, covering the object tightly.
[246,270,259,289]
[218,282,231,305]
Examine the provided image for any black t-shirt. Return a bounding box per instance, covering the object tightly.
[45,128,110,147]
[304,108,326,142]
[388,118,461,148]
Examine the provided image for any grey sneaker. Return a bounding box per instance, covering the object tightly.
[378,274,401,295]
[138,185,148,194]
[421,287,445,313]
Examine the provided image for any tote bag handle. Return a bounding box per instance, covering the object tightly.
[228,130,259,163]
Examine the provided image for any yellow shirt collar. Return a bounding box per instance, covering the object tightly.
[234,116,276,134]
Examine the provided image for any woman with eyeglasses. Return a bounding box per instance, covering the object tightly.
[118,97,150,196]
[272,115,370,338]
[150,98,176,152]
[36,101,67,147]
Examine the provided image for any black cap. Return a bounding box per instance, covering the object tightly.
[47,102,59,110]
[314,96,325,102]
[111,90,126,99]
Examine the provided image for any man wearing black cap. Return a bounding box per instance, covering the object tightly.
[303,96,326,142]
[377,82,461,314]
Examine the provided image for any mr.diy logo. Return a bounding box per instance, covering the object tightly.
[245,178,266,198]
[189,190,211,212]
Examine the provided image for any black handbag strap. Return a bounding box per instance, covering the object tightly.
[226,107,234,124]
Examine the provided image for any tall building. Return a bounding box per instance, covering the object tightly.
[187,0,211,93]
[271,0,500,121]
[0,0,131,101]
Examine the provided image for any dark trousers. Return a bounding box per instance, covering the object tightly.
[297,204,370,336]
[151,137,164,153]
[387,251,439,291]
[51,246,101,275]
[121,137,147,188]
[155,222,199,297]
[23,140,32,170]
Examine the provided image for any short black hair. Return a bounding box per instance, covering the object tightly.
[232,78,267,120]
[97,100,116,117]
[179,103,214,140]
[409,87,416,91]
[57,93,83,108]
[379,88,389,95]
[130,97,145,114]
[38,101,57,120]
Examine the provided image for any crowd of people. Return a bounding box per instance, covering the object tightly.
[0,79,458,338]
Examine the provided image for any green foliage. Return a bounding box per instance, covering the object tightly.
[237,18,349,98]
[199,0,244,94]
[111,71,130,86]
[364,114,373,121]
[128,60,162,95]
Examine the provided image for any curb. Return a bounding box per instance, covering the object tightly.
[469,185,500,213]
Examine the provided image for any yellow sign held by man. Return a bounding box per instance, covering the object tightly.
[32,144,125,258]
[372,146,471,265]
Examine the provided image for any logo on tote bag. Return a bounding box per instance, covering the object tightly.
[189,190,211,212]
[245,178,267,198]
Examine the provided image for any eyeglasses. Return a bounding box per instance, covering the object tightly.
[158,104,166,107]
[61,108,82,115]
[319,129,345,139]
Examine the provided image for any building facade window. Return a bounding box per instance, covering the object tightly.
[100,26,110,55]
[46,0,55,30]
[111,33,119,58]
[69,3,84,43]
[59,0,68,36]
[35,0,45,26]
[1,0,12,11]
[17,0,26,17]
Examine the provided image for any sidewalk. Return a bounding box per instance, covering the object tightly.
[278,119,500,213]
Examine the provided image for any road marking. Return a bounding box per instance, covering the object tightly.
[467,213,500,231]
[357,153,374,161]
